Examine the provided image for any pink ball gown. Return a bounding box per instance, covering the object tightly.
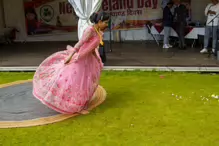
[33,26,103,114]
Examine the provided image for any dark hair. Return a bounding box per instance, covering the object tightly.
[167,2,174,5]
[90,12,110,24]
[25,8,38,21]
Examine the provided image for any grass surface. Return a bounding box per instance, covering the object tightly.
[1,71,219,146]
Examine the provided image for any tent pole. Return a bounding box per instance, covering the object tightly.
[109,0,112,52]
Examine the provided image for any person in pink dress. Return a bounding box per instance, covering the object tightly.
[33,12,110,115]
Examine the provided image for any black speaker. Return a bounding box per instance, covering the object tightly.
[99,43,106,63]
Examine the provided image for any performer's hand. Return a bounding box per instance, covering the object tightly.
[64,59,71,64]
[100,62,104,68]
[92,51,102,65]
[64,50,77,64]
[210,11,216,14]
[96,57,103,68]
[98,58,101,64]
[208,10,216,15]
[212,11,216,15]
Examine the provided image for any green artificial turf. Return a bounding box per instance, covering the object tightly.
[1,71,219,146]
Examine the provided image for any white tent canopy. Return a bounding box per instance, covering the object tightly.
[68,0,102,40]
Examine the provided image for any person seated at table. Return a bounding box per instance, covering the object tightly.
[200,0,219,54]
[163,1,174,49]
[173,0,187,49]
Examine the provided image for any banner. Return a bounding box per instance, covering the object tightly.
[24,0,78,35]
[23,0,191,35]
[102,0,191,30]
[102,0,163,30]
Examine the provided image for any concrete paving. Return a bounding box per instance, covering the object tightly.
[0,41,218,67]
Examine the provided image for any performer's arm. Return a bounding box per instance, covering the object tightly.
[92,49,102,64]
[75,38,100,61]
[73,28,93,50]
[65,27,93,64]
